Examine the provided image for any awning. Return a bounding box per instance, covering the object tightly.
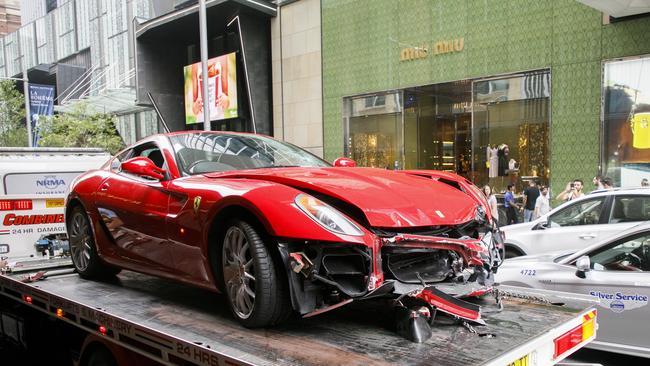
[576,0,650,18]
[54,88,149,115]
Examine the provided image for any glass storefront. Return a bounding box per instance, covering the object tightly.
[343,70,551,193]
[344,92,402,170]
[603,56,650,187]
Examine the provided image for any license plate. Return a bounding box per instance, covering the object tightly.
[506,353,529,366]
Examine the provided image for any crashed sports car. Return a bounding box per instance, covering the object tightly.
[65,131,502,338]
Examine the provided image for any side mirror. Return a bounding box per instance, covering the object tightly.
[333,157,357,167]
[121,157,166,180]
[533,220,548,230]
[575,255,591,278]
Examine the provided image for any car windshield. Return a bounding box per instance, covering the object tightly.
[169,133,331,175]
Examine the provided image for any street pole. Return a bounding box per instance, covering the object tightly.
[199,0,210,131]
[22,64,33,147]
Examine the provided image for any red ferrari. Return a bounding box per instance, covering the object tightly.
[65,131,502,331]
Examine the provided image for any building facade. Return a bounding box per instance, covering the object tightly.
[271,0,324,157]
[1,0,161,146]
[321,0,650,192]
[0,0,20,36]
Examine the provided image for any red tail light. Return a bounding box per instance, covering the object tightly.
[554,310,596,359]
[0,199,33,210]
[0,200,12,210]
[13,200,33,210]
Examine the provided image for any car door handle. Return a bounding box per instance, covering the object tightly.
[100,182,110,191]
[579,234,596,239]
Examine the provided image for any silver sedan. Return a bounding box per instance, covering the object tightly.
[496,221,650,358]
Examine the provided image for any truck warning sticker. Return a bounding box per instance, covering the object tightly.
[45,198,65,208]
[589,290,648,313]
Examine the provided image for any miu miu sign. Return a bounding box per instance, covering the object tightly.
[400,38,464,61]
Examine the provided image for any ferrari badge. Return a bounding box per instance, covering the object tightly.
[193,196,202,214]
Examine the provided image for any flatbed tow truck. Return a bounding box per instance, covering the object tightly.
[0,265,598,366]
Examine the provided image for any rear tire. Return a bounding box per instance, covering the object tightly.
[220,220,291,327]
[67,206,121,279]
[83,345,117,366]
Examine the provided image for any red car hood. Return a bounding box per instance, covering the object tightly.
[204,167,477,228]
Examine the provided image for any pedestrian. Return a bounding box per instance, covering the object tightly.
[593,175,604,190]
[482,185,498,222]
[601,177,614,190]
[504,184,519,225]
[534,185,550,220]
[556,179,585,202]
[643,178,649,187]
[522,180,540,223]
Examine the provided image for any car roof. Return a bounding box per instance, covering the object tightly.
[589,187,650,195]
[559,221,650,265]
[542,187,650,217]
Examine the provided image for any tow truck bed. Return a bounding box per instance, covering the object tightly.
[0,269,596,366]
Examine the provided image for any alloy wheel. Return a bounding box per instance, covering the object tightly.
[69,212,92,272]
[222,226,256,319]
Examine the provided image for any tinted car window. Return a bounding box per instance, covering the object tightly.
[609,196,650,223]
[110,149,133,172]
[117,142,167,180]
[589,233,650,272]
[169,133,330,175]
[548,198,606,227]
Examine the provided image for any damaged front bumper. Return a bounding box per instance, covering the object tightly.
[279,228,503,326]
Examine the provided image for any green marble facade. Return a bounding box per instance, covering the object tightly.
[321,0,650,191]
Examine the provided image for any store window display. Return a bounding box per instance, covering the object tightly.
[603,57,650,187]
[472,71,550,193]
[342,71,550,196]
[344,92,402,169]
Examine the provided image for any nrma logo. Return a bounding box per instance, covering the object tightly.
[36,175,65,190]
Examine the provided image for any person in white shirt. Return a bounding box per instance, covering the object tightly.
[482,185,499,222]
[534,185,550,220]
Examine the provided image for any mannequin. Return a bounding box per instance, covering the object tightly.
[498,144,509,177]
[487,144,498,178]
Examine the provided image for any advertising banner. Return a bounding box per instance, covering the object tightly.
[28,83,55,146]
[184,52,238,124]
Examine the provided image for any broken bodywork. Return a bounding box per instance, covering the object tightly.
[282,208,504,342]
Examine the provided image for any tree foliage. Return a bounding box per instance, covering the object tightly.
[38,103,125,154]
[0,80,27,147]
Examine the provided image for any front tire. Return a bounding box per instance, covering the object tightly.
[221,220,291,327]
[67,206,120,279]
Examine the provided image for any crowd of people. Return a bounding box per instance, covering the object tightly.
[479,174,650,226]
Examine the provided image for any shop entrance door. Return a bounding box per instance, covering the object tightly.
[403,82,472,176]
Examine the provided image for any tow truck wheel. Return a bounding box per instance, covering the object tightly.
[82,345,117,366]
[221,220,291,328]
[67,206,121,279]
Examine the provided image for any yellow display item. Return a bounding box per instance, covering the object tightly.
[631,113,650,149]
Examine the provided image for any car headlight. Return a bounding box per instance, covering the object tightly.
[475,205,487,224]
[294,194,364,236]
